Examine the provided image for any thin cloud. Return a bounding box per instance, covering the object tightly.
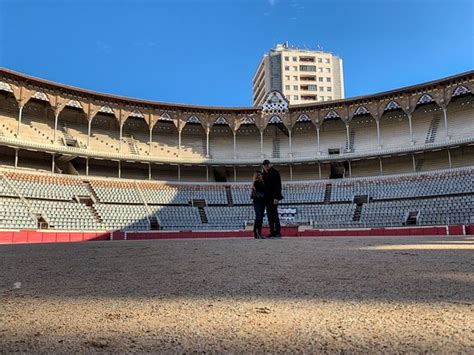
[96,40,112,54]
[268,0,277,6]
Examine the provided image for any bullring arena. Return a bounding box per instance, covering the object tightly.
[0,68,473,352]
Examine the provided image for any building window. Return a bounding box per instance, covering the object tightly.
[318,77,324,82]
[326,77,331,82]
[318,67,323,72]
[293,85,298,90]
[292,66,298,71]
[299,65,316,72]
[285,66,290,71]
[325,58,330,63]
[328,96,332,100]
[293,76,298,80]
[285,75,290,80]
[318,58,322,63]
[293,95,299,100]
[293,57,297,61]
[308,85,317,91]
[319,87,324,92]
[325,68,331,73]
[284,56,289,61]
[327,87,332,92]
[285,85,290,90]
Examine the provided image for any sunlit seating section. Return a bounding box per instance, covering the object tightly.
[330,168,473,202]
[29,199,103,230]
[294,204,356,227]
[95,204,150,230]
[89,180,141,204]
[4,171,89,200]
[317,119,347,154]
[349,116,378,152]
[0,197,37,229]
[282,183,325,203]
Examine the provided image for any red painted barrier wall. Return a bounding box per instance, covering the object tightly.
[0,225,471,244]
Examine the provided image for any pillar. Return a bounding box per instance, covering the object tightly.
[206,129,210,158]
[206,165,209,182]
[412,154,416,172]
[348,160,352,177]
[118,161,121,178]
[149,127,153,154]
[318,162,322,179]
[86,157,89,176]
[345,123,350,151]
[375,118,381,148]
[316,126,321,154]
[289,164,293,181]
[379,157,383,176]
[53,111,60,144]
[87,119,92,147]
[177,164,181,181]
[447,149,452,168]
[407,112,414,143]
[16,105,24,137]
[288,129,292,155]
[178,129,182,156]
[442,106,449,139]
[260,130,264,157]
[51,154,55,173]
[14,148,18,168]
[148,163,152,180]
[119,123,123,152]
[233,166,237,182]
[233,130,237,159]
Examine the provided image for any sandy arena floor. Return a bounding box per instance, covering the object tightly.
[0,236,473,353]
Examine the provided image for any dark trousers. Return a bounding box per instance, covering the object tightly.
[253,201,265,237]
[265,200,281,235]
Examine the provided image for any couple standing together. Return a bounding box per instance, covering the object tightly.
[251,159,283,239]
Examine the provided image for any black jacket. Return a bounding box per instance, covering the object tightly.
[251,180,266,202]
[263,167,283,201]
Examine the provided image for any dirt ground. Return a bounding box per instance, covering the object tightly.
[1,236,473,353]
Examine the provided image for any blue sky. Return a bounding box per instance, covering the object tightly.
[0,0,472,106]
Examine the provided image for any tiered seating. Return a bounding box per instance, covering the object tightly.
[151,205,201,230]
[204,206,253,230]
[29,199,103,230]
[139,183,227,205]
[283,183,325,203]
[4,172,89,200]
[0,197,37,229]
[95,204,150,230]
[89,180,141,203]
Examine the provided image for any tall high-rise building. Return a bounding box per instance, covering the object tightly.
[253,42,345,105]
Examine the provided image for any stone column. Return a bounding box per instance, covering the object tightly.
[345,122,350,152]
[206,127,210,158]
[16,105,24,137]
[53,111,60,144]
[316,126,321,154]
[119,123,123,152]
[260,130,264,157]
[87,119,92,147]
[149,127,153,155]
[375,118,381,148]
[233,130,237,159]
[442,106,449,139]
[407,112,414,144]
[447,149,452,168]
[379,157,383,175]
[288,129,292,155]
[14,148,18,168]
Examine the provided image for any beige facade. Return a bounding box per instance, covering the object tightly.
[253,43,345,105]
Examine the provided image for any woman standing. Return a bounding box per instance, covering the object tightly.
[251,171,266,239]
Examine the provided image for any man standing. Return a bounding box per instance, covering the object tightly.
[262,159,283,238]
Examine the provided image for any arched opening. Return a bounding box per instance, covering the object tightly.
[350,107,377,152]
[379,101,410,149]
[235,122,260,159]
[319,117,346,155]
[122,115,149,155]
[90,112,121,153]
[291,115,318,158]
[180,118,206,159]
[209,122,233,159]
[263,117,289,159]
[446,87,473,140]
[411,95,441,145]
[152,120,179,159]
[56,105,89,148]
